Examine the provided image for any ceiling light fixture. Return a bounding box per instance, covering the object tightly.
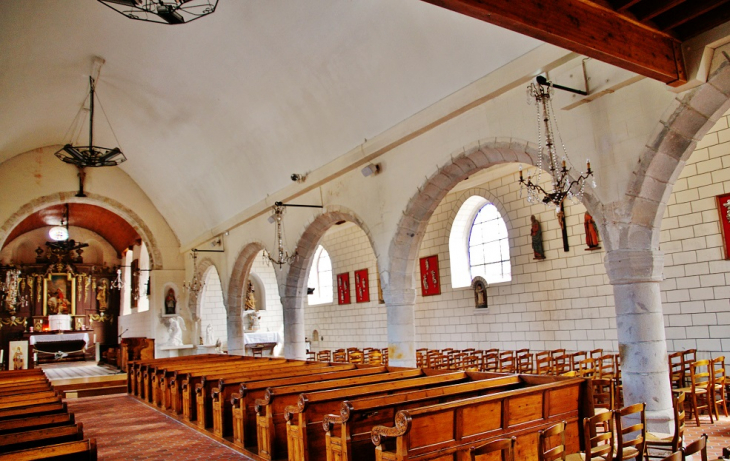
[97,0,219,25]
[518,76,595,213]
[263,202,323,270]
[183,250,205,296]
[55,77,127,197]
[361,163,381,177]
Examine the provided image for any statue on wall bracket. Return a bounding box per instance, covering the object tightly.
[584,212,601,251]
[530,215,546,260]
[471,276,488,309]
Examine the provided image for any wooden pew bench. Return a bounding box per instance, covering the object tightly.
[132,354,229,399]
[370,376,588,461]
[0,422,84,453]
[321,375,522,461]
[0,412,76,435]
[217,365,389,444]
[148,356,249,405]
[0,402,68,421]
[253,369,457,461]
[172,358,295,416]
[195,362,353,429]
[128,354,218,394]
[0,391,60,411]
[0,438,96,461]
[284,371,505,461]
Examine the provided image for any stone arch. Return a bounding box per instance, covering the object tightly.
[611,61,730,253]
[384,138,602,365]
[282,206,376,359]
[386,138,601,293]
[226,242,266,355]
[0,191,165,270]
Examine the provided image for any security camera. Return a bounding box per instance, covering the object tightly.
[291,173,306,183]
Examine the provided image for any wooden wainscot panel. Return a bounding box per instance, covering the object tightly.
[460,400,502,437]
[507,392,543,426]
[548,385,579,418]
[408,410,455,448]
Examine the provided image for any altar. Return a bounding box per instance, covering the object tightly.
[243,331,280,356]
[27,332,91,362]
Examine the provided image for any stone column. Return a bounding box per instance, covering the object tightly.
[605,249,673,433]
[384,288,417,368]
[282,295,306,360]
[226,312,244,355]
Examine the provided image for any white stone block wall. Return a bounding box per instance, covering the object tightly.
[415,181,617,354]
[304,224,387,352]
[199,268,228,346]
[660,110,730,357]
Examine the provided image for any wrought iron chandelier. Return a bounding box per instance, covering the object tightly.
[55,77,127,197]
[97,0,219,25]
[183,250,205,295]
[262,201,324,270]
[519,76,595,212]
[263,203,297,270]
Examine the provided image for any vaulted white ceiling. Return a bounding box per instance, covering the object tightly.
[0,0,540,244]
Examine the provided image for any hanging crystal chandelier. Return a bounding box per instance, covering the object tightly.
[97,0,219,25]
[263,203,298,270]
[183,250,205,294]
[519,77,595,213]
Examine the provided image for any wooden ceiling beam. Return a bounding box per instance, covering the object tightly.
[654,0,730,34]
[613,0,643,12]
[632,0,689,23]
[421,0,686,86]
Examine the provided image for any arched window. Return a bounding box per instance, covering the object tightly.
[307,245,333,305]
[469,203,511,284]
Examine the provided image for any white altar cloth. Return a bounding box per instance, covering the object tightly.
[243,331,279,345]
[29,333,90,348]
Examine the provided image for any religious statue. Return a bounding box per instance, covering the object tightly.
[530,215,546,260]
[12,346,24,370]
[165,288,177,315]
[96,279,108,312]
[166,315,185,346]
[472,278,487,309]
[244,281,256,311]
[584,212,601,250]
[205,324,214,346]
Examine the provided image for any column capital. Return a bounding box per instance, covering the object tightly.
[605,249,664,285]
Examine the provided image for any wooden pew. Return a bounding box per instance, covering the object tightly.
[176,359,301,422]
[173,358,294,416]
[0,412,75,435]
[0,402,68,421]
[197,362,353,429]
[0,392,60,411]
[130,353,224,397]
[322,375,522,461]
[0,422,84,453]
[145,355,244,404]
[148,355,248,405]
[219,366,391,444]
[370,376,588,461]
[254,369,457,460]
[0,383,53,397]
[0,438,96,461]
[284,371,503,461]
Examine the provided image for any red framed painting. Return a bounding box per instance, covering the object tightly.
[717,193,730,259]
[419,255,441,296]
[354,268,370,303]
[336,272,351,305]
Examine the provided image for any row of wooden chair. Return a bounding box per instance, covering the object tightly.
[537,401,709,461]
[670,353,727,426]
[415,347,621,377]
[308,347,389,365]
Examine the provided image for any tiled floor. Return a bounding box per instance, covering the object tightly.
[685,413,730,459]
[65,394,252,460]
